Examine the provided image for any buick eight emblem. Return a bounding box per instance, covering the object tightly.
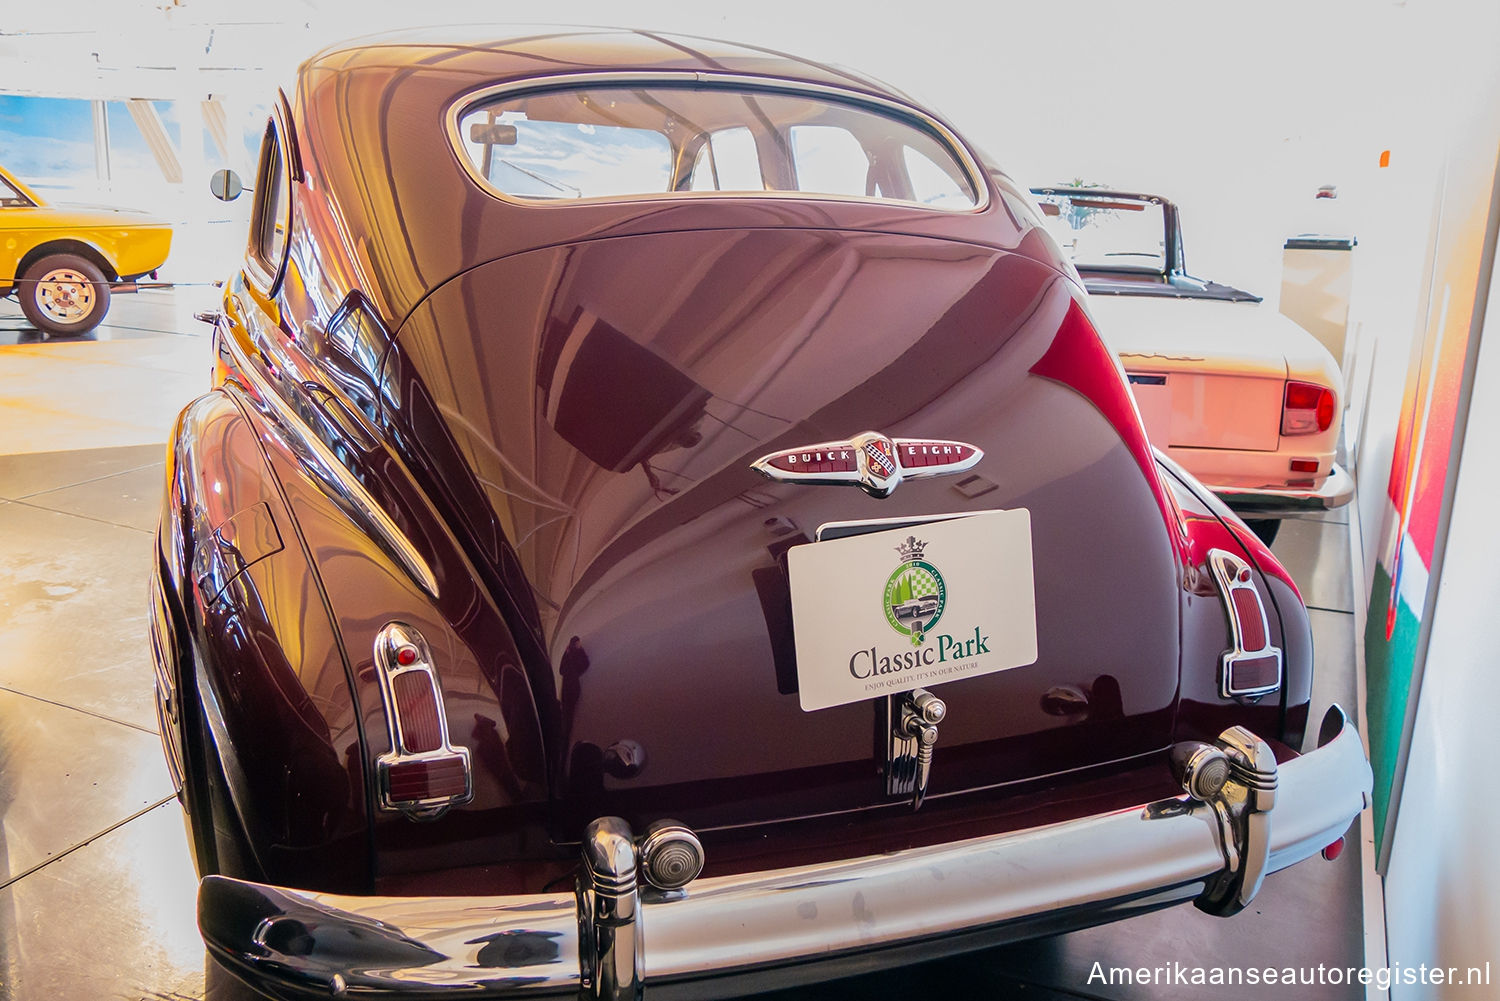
[751,431,983,498]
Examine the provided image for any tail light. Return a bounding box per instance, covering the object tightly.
[638,819,706,890]
[373,622,472,817]
[1281,381,1335,436]
[1169,741,1231,801]
[1207,549,1282,700]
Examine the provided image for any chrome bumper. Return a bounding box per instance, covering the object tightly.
[1213,462,1355,516]
[200,707,1370,1001]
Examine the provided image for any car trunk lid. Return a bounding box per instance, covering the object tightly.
[387,227,1183,839]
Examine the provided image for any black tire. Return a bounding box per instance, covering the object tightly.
[1244,518,1281,547]
[18,252,111,336]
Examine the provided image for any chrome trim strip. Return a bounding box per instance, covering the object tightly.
[197,712,1370,998]
[219,327,440,597]
[444,71,990,214]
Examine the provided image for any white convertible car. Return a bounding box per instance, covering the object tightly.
[1032,187,1353,542]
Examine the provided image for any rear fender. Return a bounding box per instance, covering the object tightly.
[210,345,555,882]
[1155,452,1311,747]
[161,389,371,891]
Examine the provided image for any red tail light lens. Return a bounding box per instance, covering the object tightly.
[1282,381,1335,436]
[1229,589,1267,650]
[391,671,444,753]
[385,757,469,801]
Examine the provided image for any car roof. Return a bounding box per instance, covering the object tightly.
[288,27,1022,327]
[303,24,911,104]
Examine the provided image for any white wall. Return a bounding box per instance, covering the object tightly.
[1383,194,1500,998]
[1378,41,1500,993]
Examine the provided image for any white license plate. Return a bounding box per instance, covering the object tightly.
[786,509,1037,712]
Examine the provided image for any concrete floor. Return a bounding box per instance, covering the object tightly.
[0,289,1369,1000]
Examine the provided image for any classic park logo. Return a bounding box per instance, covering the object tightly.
[846,528,996,684]
[883,536,947,645]
[848,533,993,690]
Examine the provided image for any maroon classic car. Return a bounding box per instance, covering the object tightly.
[148,26,1371,1000]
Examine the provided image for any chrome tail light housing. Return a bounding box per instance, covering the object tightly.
[1207,549,1283,700]
[373,622,472,818]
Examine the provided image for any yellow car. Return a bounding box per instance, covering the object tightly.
[1,164,172,336]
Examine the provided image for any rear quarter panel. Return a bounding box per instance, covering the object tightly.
[162,388,370,891]
[1159,457,1313,747]
[209,285,555,885]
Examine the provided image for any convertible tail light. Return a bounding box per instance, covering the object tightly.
[1207,550,1282,700]
[1281,381,1335,436]
[373,622,472,816]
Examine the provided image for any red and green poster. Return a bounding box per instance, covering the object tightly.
[1366,142,1497,859]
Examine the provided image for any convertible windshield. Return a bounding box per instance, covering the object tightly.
[454,84,980,210]
[1032,192,1166,272]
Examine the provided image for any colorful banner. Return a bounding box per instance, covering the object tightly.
[1366,147,1496,857]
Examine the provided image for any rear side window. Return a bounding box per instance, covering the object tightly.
[455,83,980,210]
[248,119,291,284]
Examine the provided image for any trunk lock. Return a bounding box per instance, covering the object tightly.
[887,689,946,810]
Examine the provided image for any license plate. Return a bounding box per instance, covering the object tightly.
[786,509,1037,712]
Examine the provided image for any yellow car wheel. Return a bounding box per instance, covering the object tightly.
[20,253,111,336]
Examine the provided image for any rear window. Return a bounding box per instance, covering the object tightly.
[454,83,980,210]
